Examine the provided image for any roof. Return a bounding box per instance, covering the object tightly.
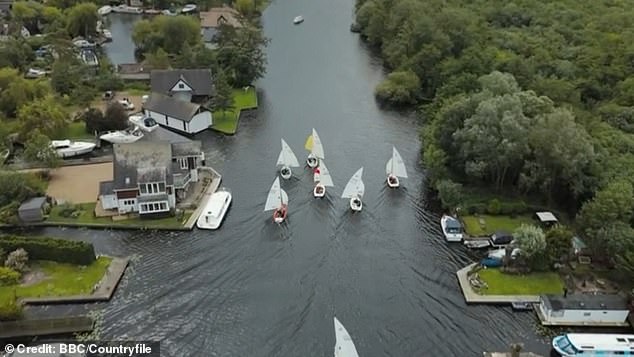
[536,211,558,222]
[137,166,166,183]
[172,141,202,157]
[150,69,214,97]
[137,193,169,203]
[144,93,201,122]
[117,63,152,74]
[99,181,114,195]
[112,141,173,190]
[140,125,193,144]
[19,197,47,211]
[542,294,628,311]
[200,7,242,28]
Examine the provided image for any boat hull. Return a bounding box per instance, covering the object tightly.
[350,197,362,212]
[280,166,292,180]
[313,184,325,198]
[54,142,96,158]
[129,115,159,132]
[196,191,232,230]
[306,154,318,168]
[273,205,288,223]
[99,131,143,144]
[387,174,399,188]
[440,215,463,242]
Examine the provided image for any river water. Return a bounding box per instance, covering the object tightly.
[35,0,552,355]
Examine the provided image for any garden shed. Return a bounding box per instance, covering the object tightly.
[536,211,558,227]
[18,196,48,222]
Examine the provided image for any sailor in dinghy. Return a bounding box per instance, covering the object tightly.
[313,160,334,198]
[386,146,408,188]
[304,128,325,168]
[277,138,300,180]
[341,167,364,212]
[264,177,289,223]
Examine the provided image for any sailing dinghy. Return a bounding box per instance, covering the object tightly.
[304,128,325,168]
[264,177,289,223]
[386,146,407,188]
[313,160,334,198]
[277,138,300,180]
[341,167,364,212]
[334,317,360,357]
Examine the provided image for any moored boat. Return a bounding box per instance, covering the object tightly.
[552,333,634,356]
[197,189,232,230]
[341,167,364,212]
[112,5,143,14]
[97,5,112,15]
[99,128,143,144]
[264,177,289,223]
[440,214,463,242]
[277,138,300,180]
[386,146,407,188]
[464,239,491,249]
[304,128,324,168]
[102,29,112,41]
[313,160,334,198]
[129,114,158,132]
[50,140,96,158]
[294,16,304,24]
[334,317,359,357]
[511,301,533,311]
[181,4,197,13]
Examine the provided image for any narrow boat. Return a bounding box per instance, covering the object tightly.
[277,138,300,180]
[304,128,324,168]
[197,189,232,230]
[386,146,408,188]
[294,16,304,24]
[264,177,289,224]
[50,140,96,158]
[99,128,143,144]
[341,167,364,212]
[313,160,334,198]
[334,317,359,357]
[552,333,634,356]
[440,214,463,242]
[511,301,533,311]
[97,5,112,16]
[129,114,158,132]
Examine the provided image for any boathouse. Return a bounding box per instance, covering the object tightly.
[18,196,48,222]
[535,293,630,327]
[143,93,212,135]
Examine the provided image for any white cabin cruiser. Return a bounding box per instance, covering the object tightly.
[112,5,143,13]
[197,189,232,230]
[264,177,288,224]
[129,114,158,132]
[440,214,463,242]
[334,317,359,357]
[50,140,96,158]
[386,146,408,188]
[277,138,300,180]
[294,16,304,24]
[102,29,112,41]
[304,128,324,168]
[313,160,334,198]
[341,167,364,212]
[97,5,112,15]
[99,127,143,144]
[181,4,197,13]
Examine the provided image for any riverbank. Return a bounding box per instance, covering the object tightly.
[211,87,259,135]
[457,263,541,305]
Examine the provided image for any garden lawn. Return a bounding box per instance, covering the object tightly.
[0,256,112,302]
[211,87,258,134]
[462,214,534,236]
[64,122,94,140]
[48,202,193,229]
[478,268,564,295]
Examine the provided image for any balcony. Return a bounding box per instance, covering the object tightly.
[173,172,191,189]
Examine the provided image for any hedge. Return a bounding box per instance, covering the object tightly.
[0,267,20,286]
[0,294,22,321]
[0,235,95,265]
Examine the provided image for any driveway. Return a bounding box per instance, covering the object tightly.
[45,163,113,203]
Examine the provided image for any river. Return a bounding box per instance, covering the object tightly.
[35,0,552,355]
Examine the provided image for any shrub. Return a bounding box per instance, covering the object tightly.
[0,247,5,263]
[5,248,28,272]
[0,235,96,265]
[58,202,79,218]
[0,267,20,286]
[0,294,23,321]
[487,199,501,215]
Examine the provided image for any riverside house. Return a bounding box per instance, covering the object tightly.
[98,140,205,217]
[200,6,242,48]
[143,69,214,134]
[535,293,630,327]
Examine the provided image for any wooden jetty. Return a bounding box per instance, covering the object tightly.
[0,316,94,338]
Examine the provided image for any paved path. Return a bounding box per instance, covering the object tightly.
[184,167,222,229]
[20,256,129,305]
[456,263,540,304]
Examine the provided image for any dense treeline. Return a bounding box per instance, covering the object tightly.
[354,0,634,273]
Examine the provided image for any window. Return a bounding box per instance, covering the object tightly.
[617,338,626,342]
[178,157,188,169]
[140,185,147,194]
[139,201,169,214]
[141,183,166,195]
[628,338,634,343]
[178,83,184,89]
[583,312,591,316]
[123,199,135,206]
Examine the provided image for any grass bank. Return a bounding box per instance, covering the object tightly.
[462,214,534,236]
[0,256,111,302]
[47,202,193,229]
[64,122,93,140]
[478,268,564,295]
[211,87,258,134]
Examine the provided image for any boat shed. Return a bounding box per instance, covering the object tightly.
[18,196,48,222]
[536,211,558,227]
[535,293,630,327]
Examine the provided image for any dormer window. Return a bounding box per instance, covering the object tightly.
[178,83,184,89]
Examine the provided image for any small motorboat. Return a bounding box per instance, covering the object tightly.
[313,161,334,198]
[511,301,533,311]
[294,16,304,24]
[24,68,47,79]
[112,5,143,14]
[50,140,96,158]
[99,128,143,144]
[129,114,158,132]
[341,168,364,212]
[197,189,232,230]
[277,138,300,180]
[118,98,134,110]
[162,9,177,16]
[386,146,408,188]
[464,240,491,249]
[102,29,112,41]
[181,4,197,13]
[97,5,112,16]
[440,214,463,242]
[264,177,289,224]
[304,128,324,168]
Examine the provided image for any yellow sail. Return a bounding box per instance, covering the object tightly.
[304,134,313,152]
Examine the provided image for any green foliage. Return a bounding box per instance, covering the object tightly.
[0,171,47,222]
[513,224,546,261]
[545,225,573,264]
[133,15,201,54]
[104,103,129,131]
[487,199,501,215]
[0,267,20,286]
[66,3,99,38]
[17,95,69,140]
[23,129,61,168]
[0,67,51,118]
[434,179,462,211]
[210,70,235,116]
[0,235,96,266]
[215,24,270,86]
[0,293,23,321]
[375,70,420,106]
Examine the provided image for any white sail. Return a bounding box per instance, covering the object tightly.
[341,167,364,199]
[386,147,408,178]
[277,138,300,167]
[264,177,283,212]
[334,317,359,357]
[314,161,334,187]
[281,189,288,205]
[311,129,325,159]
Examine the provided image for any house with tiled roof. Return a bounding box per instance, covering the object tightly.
[199,6,242,47]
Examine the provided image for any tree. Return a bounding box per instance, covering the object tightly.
[435,179,462,211]
[144,48,171,70]
[4,248,28,273]
[0,67,50,118]
[210,70,234,119]
[132,15,201,54]
[82,108,104,134]
[22,129,61,168]
[513,224,546,261]
[50,59,88,96]
[216,24,269,86]
[375,70,421,106]
[17,95,68,140]
[235,0,255,17]
[545,225,574,264]
[66,3,99,38]
[104,103,129,131]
